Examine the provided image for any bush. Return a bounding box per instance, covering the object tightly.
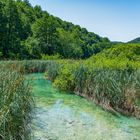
[41,54,62,60]
[53,61,77,91]
[46,58,140,118]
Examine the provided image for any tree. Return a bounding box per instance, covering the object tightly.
[31,15,58,55]
[0,0,111,59]
[0,1,6,58]
[57,28,83,59]
[23,0,31,7]
[23,37,41,59]
[4,0,23,58]
[34,5,43,19]
[16,0,34,40]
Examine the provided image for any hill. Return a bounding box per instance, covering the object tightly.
[93,43,140,62]
[128,37,140,44]
[0,0,110,60]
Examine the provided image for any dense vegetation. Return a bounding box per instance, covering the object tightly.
[0,63,32,140]
[92,43,140,67]
[2,58,139,119]
[44,44,140,118]
[0,0,110,60]
[128,37,140,44]
[0,0,140,139]
[8,45,139,119]
[0,44,140,139]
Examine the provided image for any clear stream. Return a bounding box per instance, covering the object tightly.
[30,73,140,140]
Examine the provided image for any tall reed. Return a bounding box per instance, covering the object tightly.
[49,61,140,118]
[0,64,32,140]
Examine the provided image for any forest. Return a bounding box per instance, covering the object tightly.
[0,0,140,140]
[0,0,111,60]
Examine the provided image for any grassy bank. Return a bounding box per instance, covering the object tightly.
[1,60,139,119]
[45,59,140,119]
[0,63,32,140]
[0,58,139,140]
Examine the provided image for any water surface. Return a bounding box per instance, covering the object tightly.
[30,73,140,140]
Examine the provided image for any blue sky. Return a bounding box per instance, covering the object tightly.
[29,0,140,42]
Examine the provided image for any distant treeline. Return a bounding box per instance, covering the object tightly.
[0,0,111,60]
[128,37,140,44]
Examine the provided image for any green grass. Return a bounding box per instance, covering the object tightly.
[46,59,140,118]
[0,63,32,140]
[0,58,139,140]
[1,60,139,118]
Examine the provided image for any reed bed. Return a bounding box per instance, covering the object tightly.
[0,59,139,139]
[74,67,140,118]
[0,60,50,73]
[5,60,138,118]
[0,64,32,140]
[46,60,140,118]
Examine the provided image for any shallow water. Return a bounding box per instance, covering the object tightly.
[30,73,140,140]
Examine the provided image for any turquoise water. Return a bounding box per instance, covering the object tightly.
[30,73,140,140]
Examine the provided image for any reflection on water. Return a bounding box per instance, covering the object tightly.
[30,73,140,140]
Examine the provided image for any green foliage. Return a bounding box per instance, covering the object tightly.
[0,64,32,140]
[73,64,89,93]
[45,61,60,81]
[31,15,58,55]
[128,37,140,44]
[20,60,50,73]
[57,28,83,59]
[0,0,110,60]
[0,1,6,58]
[94,44,140,61]
[41,53,61,60]
[53,61,77,91]
[3,0,23,59]
[45,58,140,118]
[2,59,140,119]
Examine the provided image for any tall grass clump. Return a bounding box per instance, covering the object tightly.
[45,61,61,81]
[0,64,32,140]
[0,60,52,73]
[85,68,140,117]
[47,59,140,118]
[22,60,50,73]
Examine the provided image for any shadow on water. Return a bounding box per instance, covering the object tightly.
[29,73,140,140]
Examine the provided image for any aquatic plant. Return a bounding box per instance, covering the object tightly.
[45,61,61,81]
[50,60,140,118]
[0,64,32,140]
[1,60,139,118]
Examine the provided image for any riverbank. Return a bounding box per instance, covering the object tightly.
[1,60,140,118]
[31,73,140,140]
[0,64,32,140]
[45,60,140,119]
[0,60,139,140]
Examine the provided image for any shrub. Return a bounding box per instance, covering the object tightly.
[46,58,140,118]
